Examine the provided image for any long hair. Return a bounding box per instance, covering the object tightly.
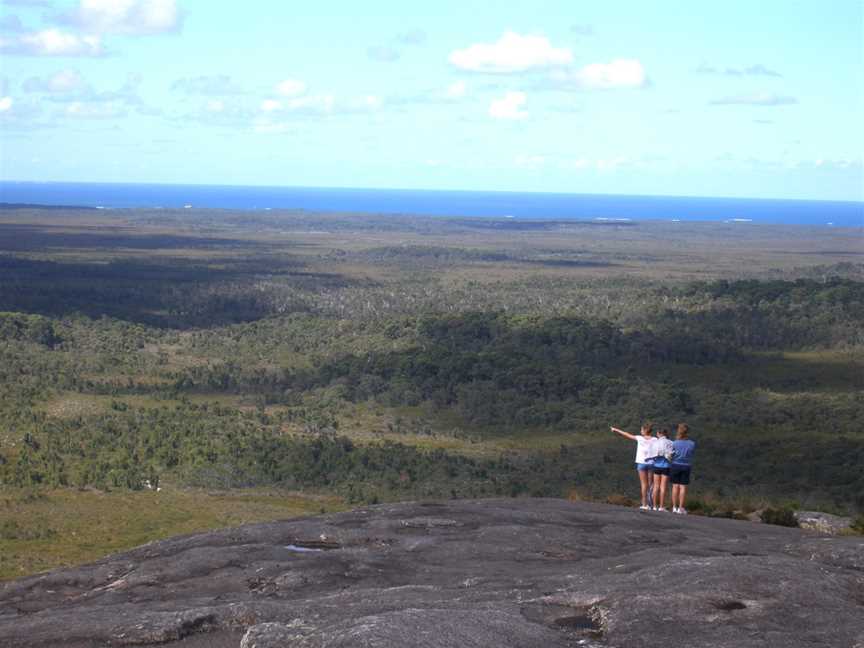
[676,423,689,439]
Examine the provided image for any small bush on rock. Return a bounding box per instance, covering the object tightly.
[760,507,799,527]
[850,514,864,535]
[605,493,637,507]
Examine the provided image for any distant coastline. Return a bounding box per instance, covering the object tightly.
[1,182,862,227]
[0,202,96,211]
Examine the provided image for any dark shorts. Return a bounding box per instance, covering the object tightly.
[653,465,670,476]
[670,465,692,485]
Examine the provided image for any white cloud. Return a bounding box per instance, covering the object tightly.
[0,28,102,56]
[695,62,782,78]
[489,90,527,120]
[557,156,644,171]
[256,93,381,128]
[396,29,426,45]
[596,156,632,171]
[17,70,154,117]
[710,93,798,106]
[252,120,296,134]
[729,155,857,171]
[63,100,126,119]
[367,45,399,62]
[568,59,647,89]
[275,79,307,97]
[514,154,545,169]
[23,68,87,93]
[171,75,244,96]
[694,63,718,75]
[450,31,572,73]
[445,80,467,99]
[560,158,590,170]
[811,158,863,170]
[66,0,182,35]
[284,94,334,114]
[549,103,582,114]
[177,100,252,127]
[359,95,382,110]
[744,64,782,77]
[260,99,282,112]
[260,94,336,116]
[0,96,46,125]
[0,95,45,128]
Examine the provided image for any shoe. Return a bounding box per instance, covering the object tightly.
[639,505,650,510]
[672,507,679,514]
[678,508,687,515]
[658,507,668,512]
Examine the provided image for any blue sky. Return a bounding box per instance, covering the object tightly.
[1,0,862,200]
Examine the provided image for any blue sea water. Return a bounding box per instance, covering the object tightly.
[1,181,862,227]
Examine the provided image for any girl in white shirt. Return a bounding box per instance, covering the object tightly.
[610,422,656,510]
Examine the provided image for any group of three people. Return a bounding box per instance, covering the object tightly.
[610,422,695,513]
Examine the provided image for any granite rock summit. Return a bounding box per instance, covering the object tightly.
[1,499,862,647]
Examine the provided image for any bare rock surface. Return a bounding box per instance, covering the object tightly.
[1,499,862,648]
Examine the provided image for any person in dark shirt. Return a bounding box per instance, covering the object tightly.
[670,423,696,514]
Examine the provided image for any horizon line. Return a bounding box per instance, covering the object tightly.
[2,179,863,206]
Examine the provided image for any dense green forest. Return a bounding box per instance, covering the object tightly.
[0,209,862,530]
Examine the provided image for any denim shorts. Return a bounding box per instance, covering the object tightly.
[636,462,654,471]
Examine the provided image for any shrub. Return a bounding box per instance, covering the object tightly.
[566,488,584,503]
[850,514,864,535]
[605,493,637,507]
[760,507,799,527]
[708,506,748,520]
[684,497,713,516]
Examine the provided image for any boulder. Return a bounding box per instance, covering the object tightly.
[795,510,852,535]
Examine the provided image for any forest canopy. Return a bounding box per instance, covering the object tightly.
[0,210,862,514]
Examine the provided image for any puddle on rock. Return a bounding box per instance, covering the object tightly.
[713,599,747,611]
[554,614,598,630]
[521,603,603,638]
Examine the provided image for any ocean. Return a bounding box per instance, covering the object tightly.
[1,181,862,227]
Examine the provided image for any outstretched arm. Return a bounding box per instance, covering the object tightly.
[610,426,637,440]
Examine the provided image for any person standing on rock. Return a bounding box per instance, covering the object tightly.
[670,423,696,514]
[610,423,656,510]
[650,428,674,512]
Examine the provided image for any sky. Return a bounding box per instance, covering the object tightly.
[0,0,862,201]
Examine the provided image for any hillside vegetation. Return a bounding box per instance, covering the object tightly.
[0,209,862,577]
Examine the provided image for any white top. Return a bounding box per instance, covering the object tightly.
[634,435,656,463]
[655,437,674,461]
